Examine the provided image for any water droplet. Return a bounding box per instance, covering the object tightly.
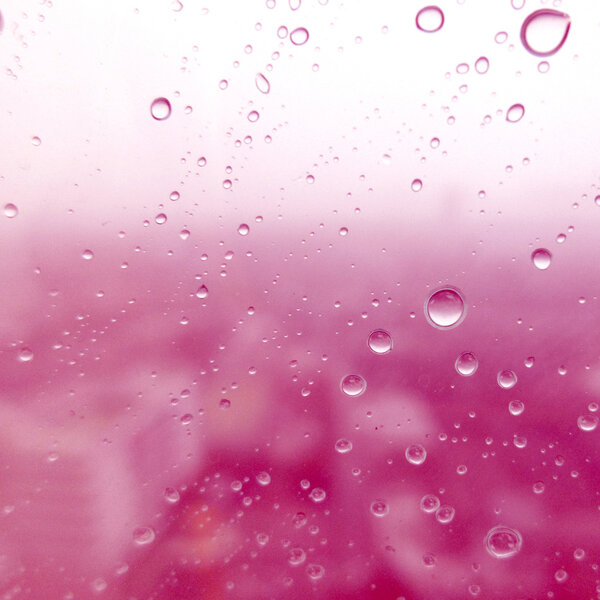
[455,352,478,376]
[306,563,325,580]
[405,443,427,465]
[340,374,367,397]
[169,191,180,201]
[180,229,190,240]
[219,79,228,90]
[150,97,172,121]
[457,464,467,475]
[531,248,551,269]
[290,27,309,45]
[474,56,490,74]
[277,25,288,38]
[256,532,269,546]
[133,526,156,546]
[415,5,444,32]
[155,213,167,225]
[430,137,440,148]
[219,398,231,410]
[513,435,527,449]
[334,438,353,454]
[435,505,455,524]
[420,494,440,513]
[497,369,517,389]
[411,178,423,192]
[292,512,307,528]
[508,400,525,416]
[288,547,306,566]
[256,471,271,486]
[574,548,585,560]
[18,348,34,362]
[238,223,250,236]
[247,110,260,123]
[520,9,571,57]
[485,525,522,558]
[538,60,550,73]
[31,136,41,146]
[511,0,525,9]
[164,487,180,503]
[577,414,598,432]
[370,499,389,517]
[367,330,393,354]
[425,287,466,329]
[289,0,301,9]
[309,487,326,503]
[556,232,567,243]
[300,479,310,490]
[506,103,525,123]
[554,569,568,583]
[495,31,508,44]
[3,203,18,218]
[81,249,94,260]
[533,481,545,494]
[338,227,348,236]
[524,356,535,368]
[231,480,242,492]
[255,72,270,94]
[422,552,437,567]
[196,285,208,299]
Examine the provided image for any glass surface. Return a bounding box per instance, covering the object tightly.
[1,1,599,598]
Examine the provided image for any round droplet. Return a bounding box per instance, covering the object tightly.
[524,356,535,368]
[485,525,522,558]
[133,526,156,546]
[18,347,34,362]
[577,414,598,432]
[306,563,324,581]
[508,400,524,416]
[367,329,393,354]
[415,5,444,33]
[309,487,326,503]
[538,60,550,73]
[405,443,427,465]
[219,398,231,410]
[81,249,94,260]
[425,287,466,329]
[497,369,517,389]
[532,481,545,494]
[290,27,309,45]
[457,464,467,475]
[150,97,172,121]
[288,547,306,566]
[422,552,437,567]
[277,25,288,39]
[31,136,41,146]
[289,0,301,9]
[292,512,307,528]
[3,203,18,218]
[339,227,348,236]
[256,471,271,486]
[169,191,180,201]
[411,178,423,192]
[155,213,167,225]
[520,9,571,57]
[334,438,353,454]
[435,505,455,524]
[255,72,271,94]
[247,110,260,122]
[196,285,208,299]
[238,223,250,236]
[164,487,180,503]
[256,532,269,546]
[574,548,585,561]
[340,374,367,397]
[506,103,525,123]
[455,352,478,376]
[370,499,389,518]
[531,248,552,269]
[180,229,190,240]
[420,494,440,513]
[474,56,490,74]
[554,569,568,583]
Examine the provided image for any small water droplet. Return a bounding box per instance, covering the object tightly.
[18,347,34,362]
[31,136,41,146]
[531,248,551,269]
[169,191,180,201]
[289,0,301,9]
[290,27,309,45]
[238,223,250,235]
[255,72,271,94]
[338,227,348,236]
[196,285,208,299]
[197,156,207,167]
[506,103,525,123]
[508,400,525,416]
[309,487,326,503]
[367,329,393,354]
[485,525,522,558]
[533,481,545,494]
[3,203,18,218]
[292,512,307,528]
[248,110,260,122]
[334,438,353,454]
[430,137,440,148]
[405,443,427,465]
[219,79,228,90]
[415,5,444,32]
[554,569,568,583]
[180,229,190,240]
[425,287,466,329]
[520,9,571,57]
[497,369,517,389]
[133,526,156,546]
[524,356,535,368]
[256,471,271,486]
[574,548,585,561]
[306,563,324,580]
[474,56,490,74]
[538,60,550,73]
[150,97,172,121]
[180,413,193,425]
[370,499,389,517]
[340,374,367,397]
[164,487,180,503]
[435,505,455,524]
[219,398,231,410]
[288,547,306,566]
[577,414,598,432]
[422,552,437,567]
[455,352,478,376]
[420,494,440,513]
[155,213,167,225]
[81,249,94,260]
[411,178,423,192]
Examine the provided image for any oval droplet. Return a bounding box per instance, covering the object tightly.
[256,471,272,486]
[411,178,423,192]
[238,223,250,236]
[306,564,325,581]
[577,414,598,432]
[255,72,271,94]
[497,369,517,389]
[18,347,34,362]
[155,213,167,225]
[415,5,444,33]
[309,487,326,503]
[164,487,180,503]
[420,494,440,513]
[508,400,525,416]
[474,56,489,74]
[435,505,455,524]
[455,352,478,376]
[531,248,551,270]
[520,9,571,57]
[370,499,389,518]
[289,0,301,9]
[334,438,353,454]
[425,287,466,329]
[247,110,260,122]
[3,203,18,218]
[506,103,525,123]
[484,525,523,558]
[288,547,306,566]
[133,526,156,546]
[290,27,309,45]
[150,97,172,121]
[367,329,393,354]
[340,374,367,397]
[405,443,427,465]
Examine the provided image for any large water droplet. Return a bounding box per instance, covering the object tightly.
[370,499,389,517]
[367,329,393,354]
[420,494,440,513]
[18,347,34,362]
[238,223,250,235]
[309,487,326,503]
[288,547,306,566]
[340,374,366,397]
[474,56,490,74]
[405,444,427,465]
[520,9,571,57]
[455,352,478,376]
[164,487,180,503]
[415,5,444,32]
[577,414,598,432]
[506,103,525,123]
[531,248,551,269]
[196,285,208,299]
[3,203,18,218]
[334,438,353,454]
[435,505,455,524]
[256,471,272,486]
[255,72,271,94]
[290,27,309,45]
[133,526,156,546]
[508,400,525,416]
[497,369,517,389]
[425,287,466,329]
[484,525,522,558]
[150,97,172,121]
[306,564,325,581]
